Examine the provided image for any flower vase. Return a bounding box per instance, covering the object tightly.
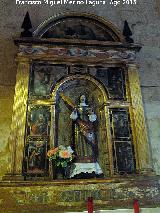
[61,167,67,179]
[56,166,67,180]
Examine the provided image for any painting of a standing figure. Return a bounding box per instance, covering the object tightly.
[25,140,48,175]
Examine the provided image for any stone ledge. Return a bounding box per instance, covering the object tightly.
[0,176,160,212]
[0,175,159,186]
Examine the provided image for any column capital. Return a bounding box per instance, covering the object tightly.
[126,63,140,69]
[15,56,32,64]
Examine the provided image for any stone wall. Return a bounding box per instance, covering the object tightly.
[0,0,160,179]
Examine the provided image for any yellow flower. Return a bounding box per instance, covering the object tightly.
[47,147,58,157]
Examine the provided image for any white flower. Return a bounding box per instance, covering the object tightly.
[67,146,74,154]
[59,145,65,150]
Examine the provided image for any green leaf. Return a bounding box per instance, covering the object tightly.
[56,161,60,166]
[62,161,67,168]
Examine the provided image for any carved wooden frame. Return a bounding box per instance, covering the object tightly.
[4,13,153,181]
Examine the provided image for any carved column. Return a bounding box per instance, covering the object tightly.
[104,105,114,176]
[49,104,56,179]
[127,64,153,174]
[4,58,30,180]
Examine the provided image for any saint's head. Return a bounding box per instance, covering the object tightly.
[79,95,88,107]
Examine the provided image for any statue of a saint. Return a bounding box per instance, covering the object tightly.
[60,93,103,178]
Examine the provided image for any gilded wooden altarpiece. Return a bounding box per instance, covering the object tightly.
[1,12,159,212]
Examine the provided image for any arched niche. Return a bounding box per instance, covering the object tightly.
[51,75,109,177]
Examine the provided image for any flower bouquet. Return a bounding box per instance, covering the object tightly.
[47,145,74,178]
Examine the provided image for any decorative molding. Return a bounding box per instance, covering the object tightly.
[0,177,160,211]
[18,45,136,61]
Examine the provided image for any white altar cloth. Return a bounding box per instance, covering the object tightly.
[70,162,103,178]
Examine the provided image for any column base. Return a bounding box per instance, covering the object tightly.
[2,173,53,181]
[2,173,24,181]
[138,168,156,176]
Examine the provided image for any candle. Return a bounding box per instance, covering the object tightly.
[133,199,140,213]
[87,197,93,213]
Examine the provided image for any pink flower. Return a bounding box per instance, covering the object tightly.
[59,150,71,159]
